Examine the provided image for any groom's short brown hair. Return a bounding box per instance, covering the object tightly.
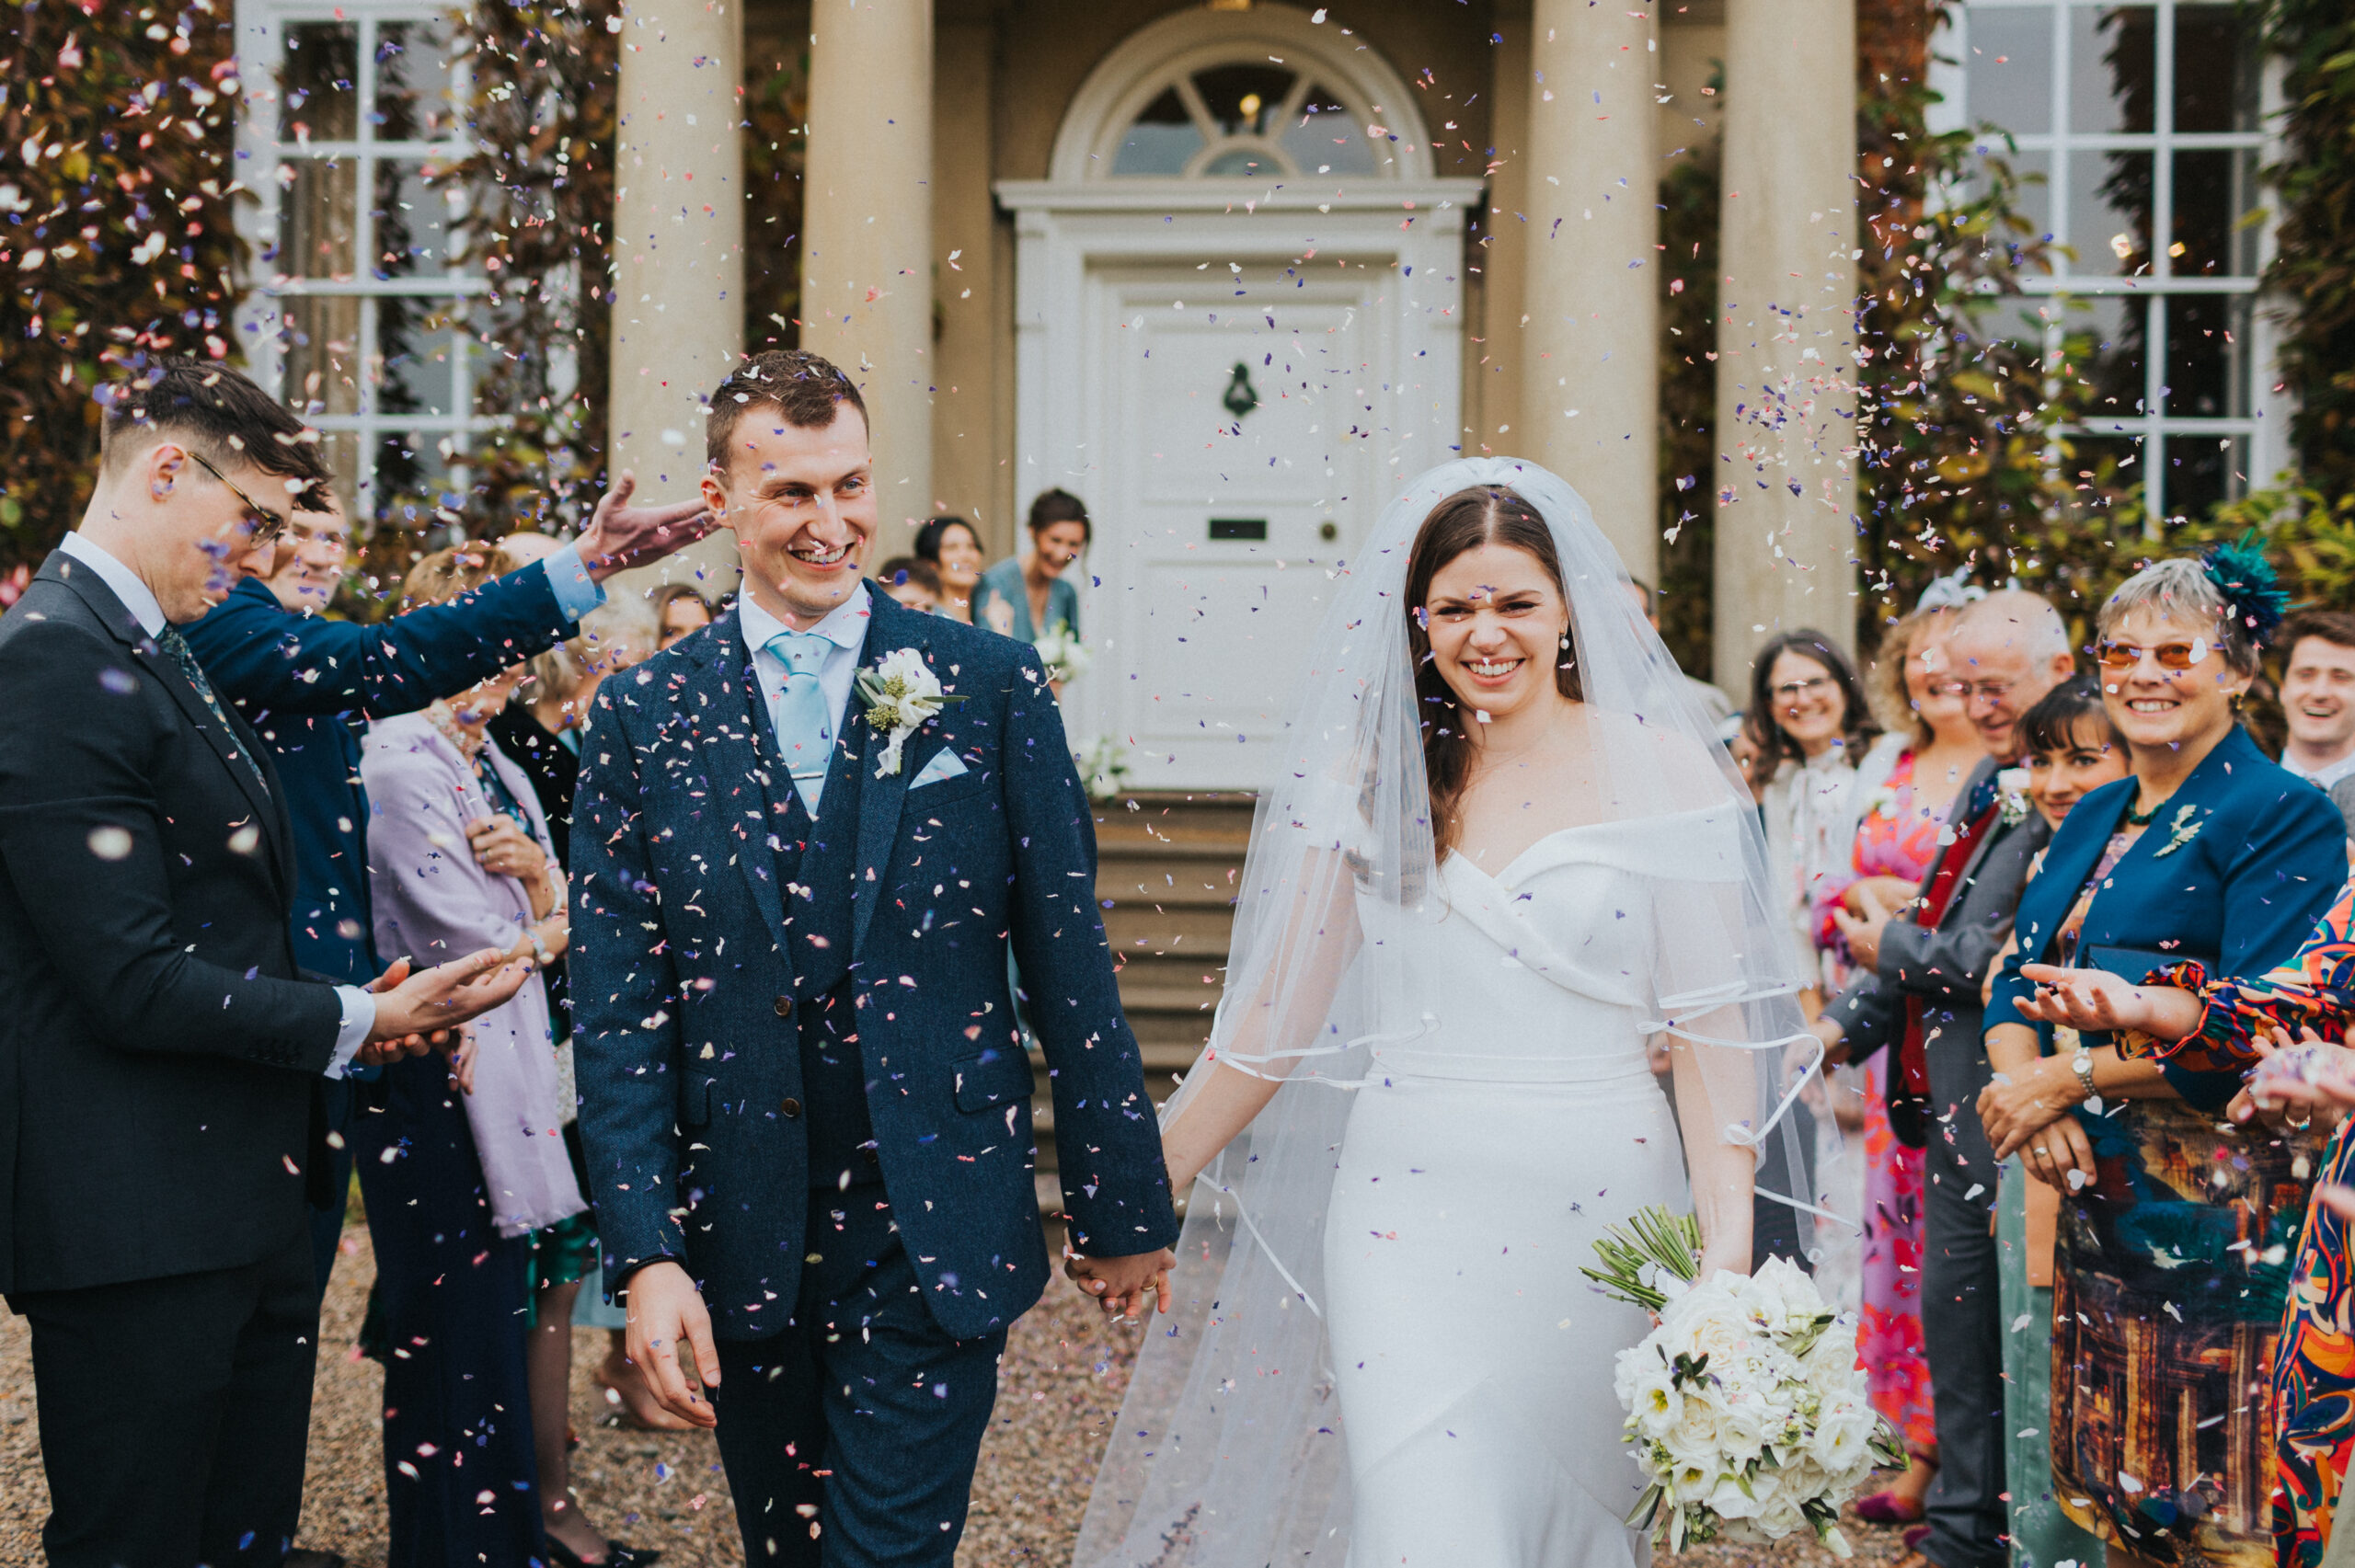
[705,349,868,469]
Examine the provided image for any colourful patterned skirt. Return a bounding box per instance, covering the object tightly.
[2051,1097,2315,1567]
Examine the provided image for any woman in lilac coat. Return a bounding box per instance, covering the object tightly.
[357,545,648,1568]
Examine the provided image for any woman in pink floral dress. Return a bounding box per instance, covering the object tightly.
[1815,603,1984,1522]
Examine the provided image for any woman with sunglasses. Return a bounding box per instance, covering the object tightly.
[1974,549,2346,1568]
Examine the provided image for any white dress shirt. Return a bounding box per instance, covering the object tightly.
[738,582,874,810]
[56,531,376,1071]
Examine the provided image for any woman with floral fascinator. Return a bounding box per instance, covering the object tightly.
[1975,541,2349,1568]
[1069,460,1841,1568]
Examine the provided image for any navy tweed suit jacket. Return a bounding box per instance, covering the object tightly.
[569,589,1180,1341]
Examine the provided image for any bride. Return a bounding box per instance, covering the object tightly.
[1073,460,1834,1567]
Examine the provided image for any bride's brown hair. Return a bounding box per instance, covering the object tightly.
[1404,485,1582,857]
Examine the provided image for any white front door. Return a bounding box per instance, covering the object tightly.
[1076,261,1387,792]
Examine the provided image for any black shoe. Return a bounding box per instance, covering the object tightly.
[285,1553,349,1568]
[544,1539,661,1568]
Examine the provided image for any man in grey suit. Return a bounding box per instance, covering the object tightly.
[1809,590,2076,1568]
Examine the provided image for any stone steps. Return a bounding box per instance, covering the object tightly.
[1029,792,1251,1220]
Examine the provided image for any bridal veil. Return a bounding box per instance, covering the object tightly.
[1073,457,1850,1567]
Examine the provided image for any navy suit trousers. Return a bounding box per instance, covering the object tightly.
[709,1185,1005,1566]
[351,1054,546,1567]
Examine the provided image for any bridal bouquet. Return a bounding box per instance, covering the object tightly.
[1034,620,1090,684]
[1586,1208,1902,1557]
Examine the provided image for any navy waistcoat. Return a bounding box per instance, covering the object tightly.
[761,697,877,1189]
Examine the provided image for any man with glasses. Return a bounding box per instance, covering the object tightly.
[184,464,709,1322]
[0,358,540,1567]
[1809,589,2077,1568]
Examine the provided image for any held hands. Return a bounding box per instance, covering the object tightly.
[575,469,715,582]
[620,1260,720,1428]
[1977,1051,2090,1161]
[1063,1238,1175,1322]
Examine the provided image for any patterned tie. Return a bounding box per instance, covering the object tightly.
[155,624,270,795]
[765,627,834,812]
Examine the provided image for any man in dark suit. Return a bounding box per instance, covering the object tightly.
[183,477,707,1298]
[1810,589,2076,1568]
[570,349,1180,1566]
[0,360,532,1568]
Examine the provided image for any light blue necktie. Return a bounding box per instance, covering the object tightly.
[765,627,833,811]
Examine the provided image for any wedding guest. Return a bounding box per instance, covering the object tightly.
[913,513,986,624]
[187,482,704,1302]
[1626,574,1736,721]
[2278,611,2355,791]
[0,360,525,1568]
[1748,628,1890,1004]
[650,582,716,651]
[973,488,1087,645]
[1811,589,2076,1568]
[1808,602,1980,1527]
[361,545,649,1568]
[1981,550,2345,1567]
[487,601,671,1433]
[876,554,943,612]
[1986,679,2124,1568]
[2063,919,2355,1568]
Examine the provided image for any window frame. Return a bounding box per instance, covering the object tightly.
[1936,0,2291,521]
[232,0,490,525]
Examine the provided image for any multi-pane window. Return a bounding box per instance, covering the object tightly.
[1949,0,2273,521]
[1104,60,1383,178]
[233,4,485,525]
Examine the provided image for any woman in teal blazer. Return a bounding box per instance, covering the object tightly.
[1978,553,2346,1566]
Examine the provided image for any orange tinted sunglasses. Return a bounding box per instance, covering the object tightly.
[2095,639,2206,670]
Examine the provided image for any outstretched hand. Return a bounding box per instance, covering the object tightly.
[363,948,531,1049]
[2013,964,2202,1040]
[575,469,714,582]
[1064,1242,1175,1322]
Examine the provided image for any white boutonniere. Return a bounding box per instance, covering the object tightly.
[1996,767,2031,827]
[2149,802,2204,858]
[1860,780,1901,823]
[856,647,963,778]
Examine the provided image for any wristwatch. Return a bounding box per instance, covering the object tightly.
[2070,1046,2098,1102]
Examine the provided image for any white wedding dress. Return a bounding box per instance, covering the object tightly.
[1071,458,1830,1568]
[1325,811,1722,1567]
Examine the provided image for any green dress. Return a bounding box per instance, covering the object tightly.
[2000,1158,2108,1568]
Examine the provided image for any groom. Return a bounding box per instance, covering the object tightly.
[570,349,1180,1565]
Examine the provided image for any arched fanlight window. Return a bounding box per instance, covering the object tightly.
[1108,59,1381,178]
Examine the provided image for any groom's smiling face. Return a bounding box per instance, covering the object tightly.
[705,401,879,629]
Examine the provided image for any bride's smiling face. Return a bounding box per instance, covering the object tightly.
[1420,542,1574,722]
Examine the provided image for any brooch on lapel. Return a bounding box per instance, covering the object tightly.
[856,647,963,777]
[2149,802,2204,858]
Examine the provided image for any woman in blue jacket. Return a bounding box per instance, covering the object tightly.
[1977,549,2346,1568]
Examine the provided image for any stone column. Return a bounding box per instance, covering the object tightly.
[801,0,935,528]
[1521,0,1660,581]
[608,0,746,596]
[1710,0,1861,691]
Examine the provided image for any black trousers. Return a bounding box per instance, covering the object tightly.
[11,1226,317,1568]
[1920,1020,2009,1568]
[709,1185,1005,1567]
[350,1053,545,1568]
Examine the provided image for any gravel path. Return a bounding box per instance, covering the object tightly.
[0,1230,1915,1566]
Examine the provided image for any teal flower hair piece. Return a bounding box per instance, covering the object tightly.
[2201,531,2289,649]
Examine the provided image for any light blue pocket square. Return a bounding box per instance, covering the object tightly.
[908,750,971,790]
